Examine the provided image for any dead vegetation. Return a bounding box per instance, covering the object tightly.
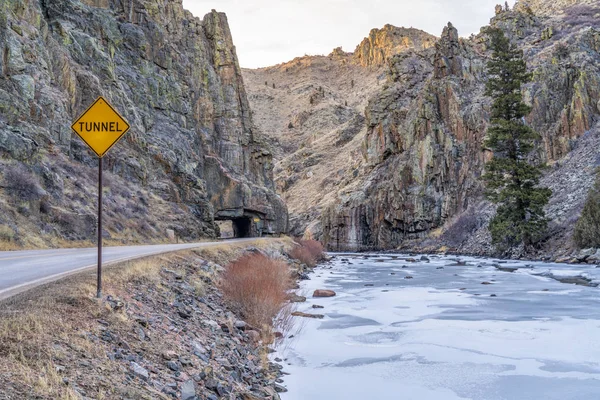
[0,239,291,400]
[288,239,325,267]
[219,253,293,336]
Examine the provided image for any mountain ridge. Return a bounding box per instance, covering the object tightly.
[244,1,600,258]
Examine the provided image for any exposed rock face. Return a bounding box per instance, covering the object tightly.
[242,53,382,236]
[354,25,437,67]
[322,4,600,252]
[323,22,490,250]
[0,0,286,247]
[514,0,599,17]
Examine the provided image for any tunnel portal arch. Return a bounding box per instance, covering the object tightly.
[215,209,268,239]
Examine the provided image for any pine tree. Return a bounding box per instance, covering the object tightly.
[483,28,551,251]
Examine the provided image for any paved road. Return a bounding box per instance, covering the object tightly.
[0,238,257,300]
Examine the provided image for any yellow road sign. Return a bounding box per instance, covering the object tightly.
[71,96,130,158]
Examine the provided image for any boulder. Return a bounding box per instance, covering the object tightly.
[181,380,196,400]
[313,289,336,298]
[130,362,149,381]
[291,311,324,319]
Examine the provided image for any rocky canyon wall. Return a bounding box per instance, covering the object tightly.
[0,0,287,247]
[322,3,600,252]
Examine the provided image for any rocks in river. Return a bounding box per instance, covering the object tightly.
[436,267,444,270]
[313,289,336,297]
[404,276,414,279]
[390,272,396,275]
[494,264,519,273]
[273,383,288,393]
[547,274,598,287]
[459,288,467,290]
[291,312,324,319]
[289,294,307,303]
[420,256,430,262]
[405,258,417,262]
[312,304,324,309]
[481,281,493,285]
[364,284,374,287]
[490,294,497,297]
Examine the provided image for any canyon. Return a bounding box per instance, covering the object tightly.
[244,0,600,257]
[0,0,287,249]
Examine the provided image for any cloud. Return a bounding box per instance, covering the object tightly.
[183,0,516,68]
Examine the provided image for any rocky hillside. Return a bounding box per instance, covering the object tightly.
[245,0,600,257]
[243,26,435,237]
[0,0,287,249]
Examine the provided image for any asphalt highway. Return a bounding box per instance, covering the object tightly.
[0,238,256,300]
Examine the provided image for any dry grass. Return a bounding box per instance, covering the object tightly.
[289,239,325,267]
[0,255,176,398]
[0,239,292,398]
[219,253,293,335]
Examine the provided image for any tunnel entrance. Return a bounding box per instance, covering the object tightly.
[215,209,266,238]
[232,217,252,238]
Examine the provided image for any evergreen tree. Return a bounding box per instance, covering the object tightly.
[483,28,551,250]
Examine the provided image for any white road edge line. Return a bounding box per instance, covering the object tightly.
[0,243,209,301]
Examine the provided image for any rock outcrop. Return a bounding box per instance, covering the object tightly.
[322,3,600,252]
[0,0,287,247]
[244,1,600,256]
[354,25,437,67]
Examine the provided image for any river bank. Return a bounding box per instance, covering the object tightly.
[277,252,600,399]
[0,238,295,400]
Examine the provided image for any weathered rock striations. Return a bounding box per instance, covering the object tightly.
[322,2,600,252]
[0,0,287,247]
[323,22,490,250]
[354,25,437,67]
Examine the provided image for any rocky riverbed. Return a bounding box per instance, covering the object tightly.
[277,253,600,399]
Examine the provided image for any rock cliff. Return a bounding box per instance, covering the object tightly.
[354,25,437,67]
[245,0,600,256]
[323,2,600,252]
[0,0,287,248]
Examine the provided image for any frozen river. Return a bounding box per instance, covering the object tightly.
[276,253,600,400]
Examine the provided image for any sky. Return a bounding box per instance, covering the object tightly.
[182,0,517,68]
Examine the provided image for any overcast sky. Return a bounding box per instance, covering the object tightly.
[182,0,517,68]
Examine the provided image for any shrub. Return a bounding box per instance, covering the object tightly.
[2,164,43,201]
[219,253,292,332]
[440,212,482,248]
[0,225,15,242]
[574,174,600,248]
[289,239,325,268]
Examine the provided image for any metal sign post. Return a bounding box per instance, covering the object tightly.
[97,157,103,298]
[71,96,130,299]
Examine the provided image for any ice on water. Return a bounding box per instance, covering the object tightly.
[276,254,600,400]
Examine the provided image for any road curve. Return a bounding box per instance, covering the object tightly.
[0,238,258,301]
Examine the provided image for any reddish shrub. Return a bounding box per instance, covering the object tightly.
[219,253,293,331]
[289,239,325,267]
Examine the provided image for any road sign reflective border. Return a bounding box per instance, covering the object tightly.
[71,96,130,158]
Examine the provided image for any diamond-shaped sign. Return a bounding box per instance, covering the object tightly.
[71,96,130,158]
